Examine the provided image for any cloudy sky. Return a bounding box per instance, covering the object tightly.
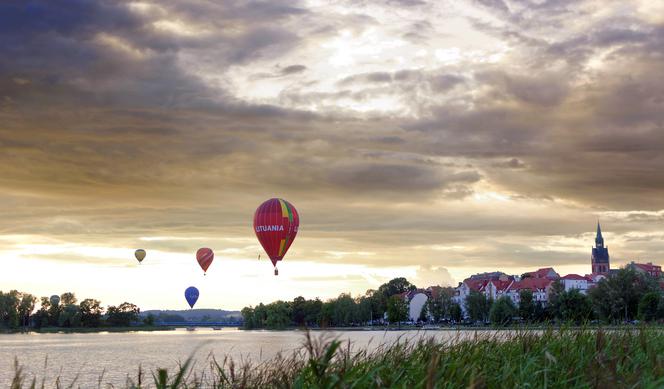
[1,0,663,310]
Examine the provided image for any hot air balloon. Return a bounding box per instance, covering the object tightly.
[50,295,60,306]
[196,248,214,275]
[135,249,146,264]
[253,198,299,275]
[184,286,199,309]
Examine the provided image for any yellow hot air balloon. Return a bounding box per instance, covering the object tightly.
[135,249,146,264]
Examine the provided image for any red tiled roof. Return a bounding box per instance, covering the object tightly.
[509,277,552,291]
[561,274,587,281]
[526,267,559,279]
[632,262,661,272]
[427,286,442,300]
[490,279,513,292]
[464,279,489,291]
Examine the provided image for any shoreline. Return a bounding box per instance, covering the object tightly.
[3,323,660,334]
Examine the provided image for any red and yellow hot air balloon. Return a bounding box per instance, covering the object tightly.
[196,248,214,275]
[253,198,299,275]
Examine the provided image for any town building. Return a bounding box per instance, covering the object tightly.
[591,222,610,275]
[560,274,592,294]
[410,223,662,320]
[626,262,663,279]
[505,277,554,306]
[523,267,559,280]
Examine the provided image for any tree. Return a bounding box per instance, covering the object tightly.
[319,301,335,327]
[79,299,103,327]
[241,307,256,329]
[0,290,21,328]
[518,290,535,322]
[489,296,516,326]
[106,302,140,326]
[357,296,373,325]
[427,296,444,323]
[291,296,307,326]
[143,313,155,326]
[265,300,291,329]
[418,301,429,323]
[386,295,408,326]
[638,292,661,322]
[449,302,463,323]
[379,278,415,300]
[558,289,592,323]
[547,280,565,319]
[58,304,82,327]
[658,298,664,321]
[252,303,268,328]
[589,268,659,322]
[17,293,36,328]
[60,292,77,306]
[465,291,491,323]
[304,298,323,326]
[333,294,357,327]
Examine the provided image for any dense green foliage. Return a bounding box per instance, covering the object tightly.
[386,295,409,324]
[242,278,425,329]
[0,290,36,328]
[465,290,492,323]
[1,290,142,330]
[12,328,664,388]
[489,296,516,326]
[588,268,660,322]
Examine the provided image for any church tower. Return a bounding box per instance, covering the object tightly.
[591,222,610,275]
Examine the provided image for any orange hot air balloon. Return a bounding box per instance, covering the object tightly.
[253,198,299,275]
[196,248,214,275]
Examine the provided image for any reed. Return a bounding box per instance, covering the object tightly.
[10,327,664,388]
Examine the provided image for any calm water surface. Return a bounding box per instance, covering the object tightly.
[0,328,490,387]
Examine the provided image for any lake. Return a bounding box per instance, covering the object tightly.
[0,328,488,387]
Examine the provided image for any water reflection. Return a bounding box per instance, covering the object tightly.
[0,328,501,387]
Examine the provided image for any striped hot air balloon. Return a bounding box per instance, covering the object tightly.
[196,248,214,275]
[253,198,299,275]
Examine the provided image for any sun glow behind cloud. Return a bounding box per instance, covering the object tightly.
[1,0,664,310]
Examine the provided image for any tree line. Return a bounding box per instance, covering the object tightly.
[242,268,664,329]
[0,290,147,330]
[241,277,464,329]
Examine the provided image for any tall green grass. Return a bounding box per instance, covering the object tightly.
[10,328,664,388]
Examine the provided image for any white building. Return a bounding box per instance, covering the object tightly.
[504,277,554,306]
[560,274,592,294]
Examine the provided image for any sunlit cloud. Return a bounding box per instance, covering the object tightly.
[0,0,662,309]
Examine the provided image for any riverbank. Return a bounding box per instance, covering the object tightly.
[1,325,177,334]
[8,327,664,388]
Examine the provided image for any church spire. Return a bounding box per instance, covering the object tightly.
[595,221,604,248]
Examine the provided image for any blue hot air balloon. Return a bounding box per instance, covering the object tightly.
[184,286,199,309]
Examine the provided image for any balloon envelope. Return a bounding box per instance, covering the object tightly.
[196,248,214,273]
[253,198,299,267]
[135,249,146,263]
[50,295,60,306]
[184,286,199,308]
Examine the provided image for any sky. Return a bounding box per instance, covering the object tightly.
[1,0,663,310]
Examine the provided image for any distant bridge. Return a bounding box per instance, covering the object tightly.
[156,321,242,327]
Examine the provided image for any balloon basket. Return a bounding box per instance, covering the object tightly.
[274,268,279,276]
